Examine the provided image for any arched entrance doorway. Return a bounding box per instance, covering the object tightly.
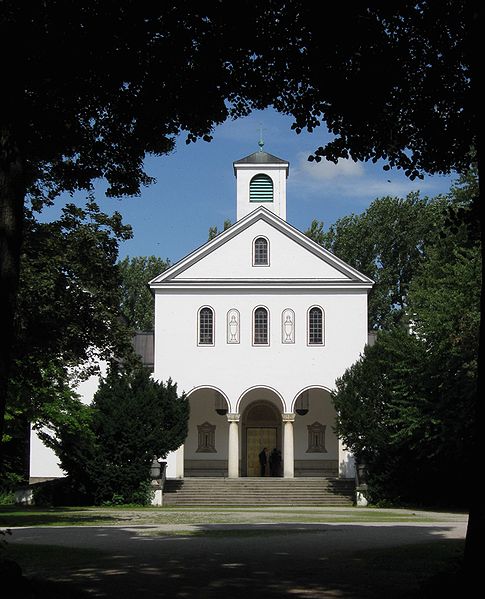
[243,401,281,477]
[238,387,285,477]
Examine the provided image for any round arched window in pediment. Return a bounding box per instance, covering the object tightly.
[253,237,269,266]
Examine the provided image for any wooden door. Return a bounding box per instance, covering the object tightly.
[246,427,277,477]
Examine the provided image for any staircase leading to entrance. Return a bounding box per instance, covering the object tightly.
[163,477,355,506]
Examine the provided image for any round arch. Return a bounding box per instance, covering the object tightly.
[187,385,231,412]
[238,389,284,478]
[236,385,285,413]
[291,385,333,412]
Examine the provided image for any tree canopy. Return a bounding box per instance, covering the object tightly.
[332,172,480,507]
[306,192,450,330]
[1,201,134,483]
[118,255,170,331]
[208,219,232,241]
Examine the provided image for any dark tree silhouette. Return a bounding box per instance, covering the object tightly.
[1,0,480,572]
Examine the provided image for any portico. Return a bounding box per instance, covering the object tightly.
[227,406,295,479]
[173,385,343,480]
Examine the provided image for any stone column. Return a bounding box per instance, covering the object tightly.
[282,413,295,478]
[227,413,240,478]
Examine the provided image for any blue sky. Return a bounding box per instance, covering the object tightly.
[44,108,456,264]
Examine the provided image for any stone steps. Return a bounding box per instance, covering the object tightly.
[163,477,355,506]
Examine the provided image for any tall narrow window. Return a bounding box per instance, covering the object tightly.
[249,174,273,202]
[198,307,214,345]
[253,237,269,266]
[308,306,324,345]
[253,307,269,345]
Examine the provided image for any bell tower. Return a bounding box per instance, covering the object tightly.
[233,141,289,221]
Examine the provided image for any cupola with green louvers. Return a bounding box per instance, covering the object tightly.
[233,142,289,221]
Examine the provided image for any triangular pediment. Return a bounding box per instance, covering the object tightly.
[149,208,373,288]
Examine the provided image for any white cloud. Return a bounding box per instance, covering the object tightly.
[290,150,452,202]
[295,152,365,181]
[351,179,425,198]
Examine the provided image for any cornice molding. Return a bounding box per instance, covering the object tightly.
[151,279,373,291]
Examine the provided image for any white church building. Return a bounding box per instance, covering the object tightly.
[150,147,373,481]
[30,146,373,489]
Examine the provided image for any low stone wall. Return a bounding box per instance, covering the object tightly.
[294,459,339,477]
[184,459,228,477]
[183,459,340,478]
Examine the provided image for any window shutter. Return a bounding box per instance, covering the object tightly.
[250,174,273,202]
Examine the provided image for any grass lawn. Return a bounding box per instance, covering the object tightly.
[0,504,468,528]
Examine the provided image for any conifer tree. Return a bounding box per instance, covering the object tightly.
[43,366,189,505]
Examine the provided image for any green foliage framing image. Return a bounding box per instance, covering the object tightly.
[2,201,134,487]
[332,172,480,508]
[41,366,189,505]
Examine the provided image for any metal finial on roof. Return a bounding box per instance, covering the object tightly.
[258,124,264,152]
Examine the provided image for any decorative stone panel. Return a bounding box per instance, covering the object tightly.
[196,421,217,453]
[306,422,327,453]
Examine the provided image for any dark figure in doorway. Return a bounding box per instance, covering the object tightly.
[269,448,281,477]
[259,447,268,476]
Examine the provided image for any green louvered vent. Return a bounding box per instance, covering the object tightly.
[249,174,274,202]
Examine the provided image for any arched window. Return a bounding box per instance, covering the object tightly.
[253,307,269,345]
[253,236,269,266]
[308,306,324,345]
[198,307,214,345]
[249,174,274,202]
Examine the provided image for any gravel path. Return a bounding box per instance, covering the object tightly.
[6,517,467,599]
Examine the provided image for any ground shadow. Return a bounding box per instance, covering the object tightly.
[7,523,467,599]
[0,506,122,527]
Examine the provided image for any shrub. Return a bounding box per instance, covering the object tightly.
[44,365,188,505]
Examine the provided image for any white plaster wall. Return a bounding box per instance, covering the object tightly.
[29,363,107,480]
[177,220,349,280]
[236,165,287,221]
[163,449,178,478]
[153,288,368,413]
[339,441,356,478]
[29,430,65,479]
[71,367,107,405]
